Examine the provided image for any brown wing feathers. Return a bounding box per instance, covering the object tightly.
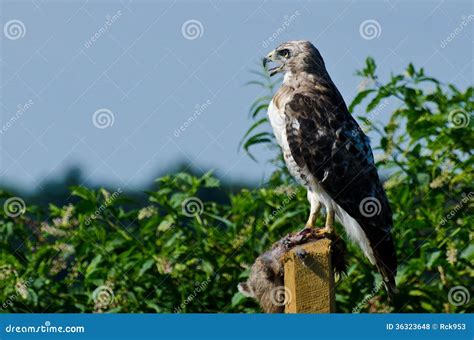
[284,91,397,299]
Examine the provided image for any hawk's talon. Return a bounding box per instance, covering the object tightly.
[314,225,334,238]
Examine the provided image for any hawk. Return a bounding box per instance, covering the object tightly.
[263,40,397,298]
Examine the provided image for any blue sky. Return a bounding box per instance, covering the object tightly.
[0,0,472,192]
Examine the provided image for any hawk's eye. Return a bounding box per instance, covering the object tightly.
[278,49,290,58]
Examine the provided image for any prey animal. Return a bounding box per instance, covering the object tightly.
[238,228,346,313]
[262,40,397,298]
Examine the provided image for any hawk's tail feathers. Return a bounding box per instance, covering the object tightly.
[376,261,397,302]
[373,236,397,303]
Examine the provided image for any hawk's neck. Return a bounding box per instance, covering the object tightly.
[282,71,323,86]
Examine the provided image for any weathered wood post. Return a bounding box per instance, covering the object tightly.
[283,238,335,313]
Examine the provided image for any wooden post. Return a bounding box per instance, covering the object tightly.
[283,238,335,313]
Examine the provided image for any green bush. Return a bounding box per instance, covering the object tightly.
[0,58,472,313]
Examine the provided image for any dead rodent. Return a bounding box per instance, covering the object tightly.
[238,228,346,313]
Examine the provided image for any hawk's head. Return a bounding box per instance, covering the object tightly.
[263,40,326,77]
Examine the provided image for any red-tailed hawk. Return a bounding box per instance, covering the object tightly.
[263,40,397,298]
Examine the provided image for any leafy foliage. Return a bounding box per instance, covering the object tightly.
[345,58,473,313]
[0,173,307,313]
[240,69,283,166]
[0,59,472,313]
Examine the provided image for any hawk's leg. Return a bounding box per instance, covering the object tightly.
[315,207,335,237]
[305,191,321,228]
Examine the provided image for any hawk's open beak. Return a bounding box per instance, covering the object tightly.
[263,50,283,77]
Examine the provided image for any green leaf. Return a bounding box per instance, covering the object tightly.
[460,244,474,261]
[239,118,268,149]
[427,251,441,269]
[244,80,267,87]
[358,57,376,78]
[349,89,375,112]
[157,220,175,232]
[138,259,155,277]
[250,104,269,118]
[406,63,415,77]
[85,255,103,278]
[231,292,247,307]
[71,186,96,202]
[366,90,390,112]
[242,132,274,161]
